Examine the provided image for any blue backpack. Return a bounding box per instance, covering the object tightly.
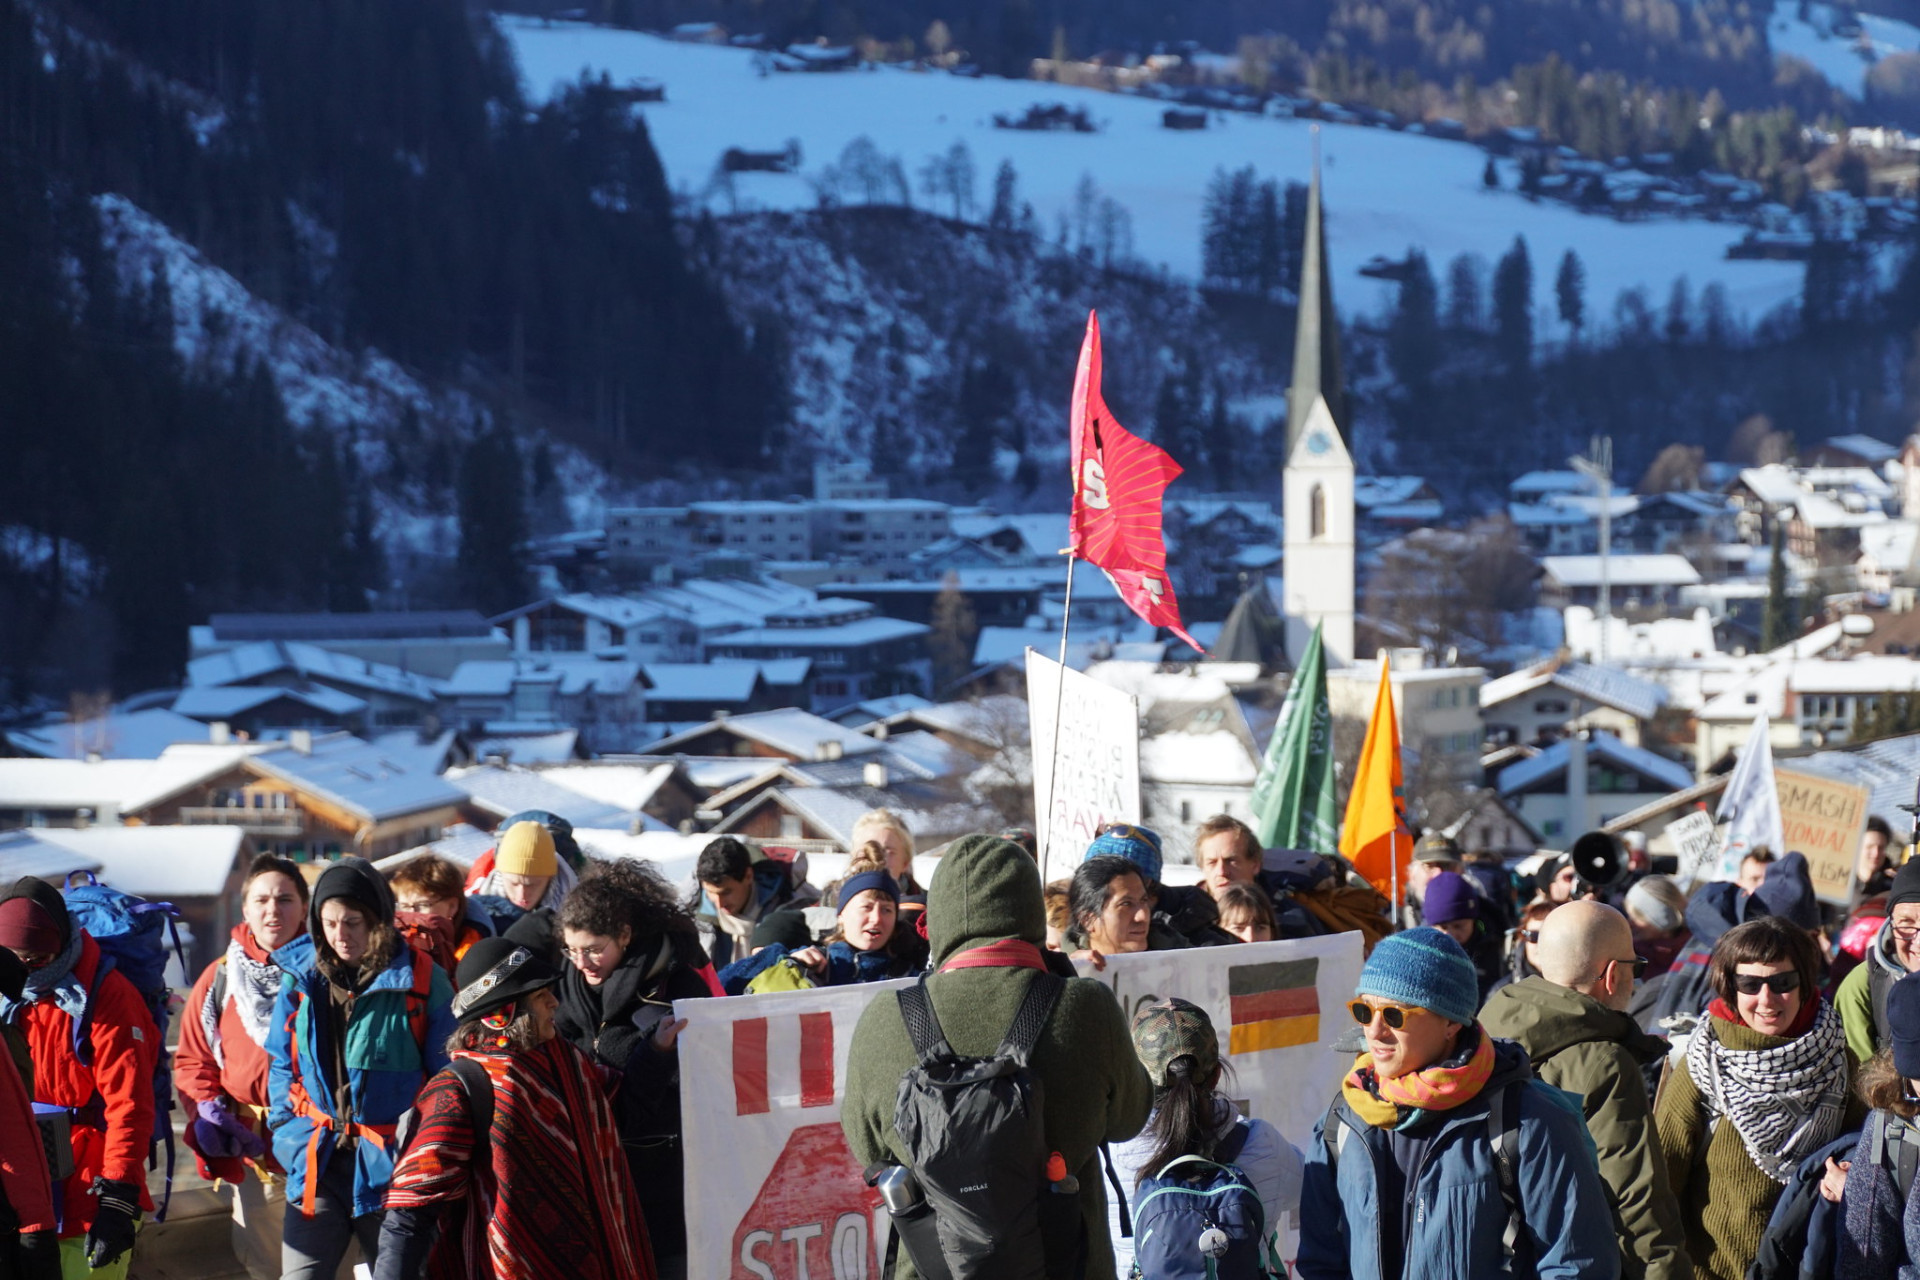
[62,871,188,1219]
[1130,1120,1285,1280]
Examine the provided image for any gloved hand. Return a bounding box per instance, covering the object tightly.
[193,1096,266,1159]
[18,1229,61,1280]
[85,1179,141,1270]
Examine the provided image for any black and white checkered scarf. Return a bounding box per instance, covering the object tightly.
[1686,999,1848,1183]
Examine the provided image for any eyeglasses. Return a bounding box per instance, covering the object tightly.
[1732,970,1802,997]
[396,897,451,915]
[1348,998,1424,1030]
[563,942,616,963]
[1523,931,1541,945]
[1892,923,1920,939]
[1608,955,1650,980]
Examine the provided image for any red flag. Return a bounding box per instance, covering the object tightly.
[1068,311,1205,653]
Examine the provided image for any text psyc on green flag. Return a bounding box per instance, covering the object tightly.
[1249,621,1338,851]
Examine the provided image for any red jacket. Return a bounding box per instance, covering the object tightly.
[174,925,284,1183]
[14,934,158,1234]
[0,1023,53,1236]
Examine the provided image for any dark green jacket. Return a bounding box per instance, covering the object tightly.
[841,835,1153,1280]
[1480,976,1690,1280]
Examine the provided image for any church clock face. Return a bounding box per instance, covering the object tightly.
[1306,428,1332,456]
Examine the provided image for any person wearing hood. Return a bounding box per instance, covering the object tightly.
[1298,927,1619,1280]
[0,946,59,1280]
[841,833,1152,1280]
[466,820,578,930]
[0,877,158,1280]
[267,857,456,1280]
[1836,857,1920,1064]
[692,836,819,968]
[1480,901,1690,1280]
[174,855,309,1280]
[376,937,655,1280]
[551,859,717,1273]
[1654,915,1863,1280]
[1650,873,1774,1027]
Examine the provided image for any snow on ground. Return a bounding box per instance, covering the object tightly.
[1770,0,1920,98]
[502,16,1805,325]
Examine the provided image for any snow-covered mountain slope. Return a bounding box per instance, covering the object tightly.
[502,16,1806,324]
[1770,0,1920,98]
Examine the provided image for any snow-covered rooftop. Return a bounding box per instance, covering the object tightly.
[445,763,646,831]
[187,640,440,702]
[171,684,368,720]
[1480,660,1669,721]
[643,708,885,760]
[248,733,465,823]
[1541,555,1702,588]
[10,825,247,899]
[1139,730,1258,786]
[1498,732,1693,795]
[711,616,928,649]
[6,708,216,761]
[0,744,261,814]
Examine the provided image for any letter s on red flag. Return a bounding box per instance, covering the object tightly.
[1067,310,1205,653]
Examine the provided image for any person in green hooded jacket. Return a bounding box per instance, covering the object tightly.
[840,833,1152,1280]
[1480,900,1690,1280]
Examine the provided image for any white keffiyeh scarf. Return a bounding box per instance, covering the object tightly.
[201,937,284,1069]
[1686,1000,1848,1183]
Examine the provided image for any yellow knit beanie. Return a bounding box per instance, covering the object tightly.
[496,820,557,878]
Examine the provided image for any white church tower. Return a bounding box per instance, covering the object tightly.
[1281,150,1355,666]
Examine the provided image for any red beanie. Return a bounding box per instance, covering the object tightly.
[0,897,60,955]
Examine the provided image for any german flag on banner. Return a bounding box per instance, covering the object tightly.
[1227,957,1321,1054]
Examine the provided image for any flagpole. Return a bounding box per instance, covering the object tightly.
[1041,553,1078,881]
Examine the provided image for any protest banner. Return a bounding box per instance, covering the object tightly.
[1026,648,1141,881]
[1666,809,1719,887]
[674,933,1363,1280]
[1774,767,1871,903]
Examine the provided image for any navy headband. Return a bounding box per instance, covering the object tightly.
[838,869,900,907]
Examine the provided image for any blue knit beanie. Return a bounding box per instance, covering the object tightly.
[1890,971,1920,1078]
[1085,824,1163,885]
[1356,927,1481,1027]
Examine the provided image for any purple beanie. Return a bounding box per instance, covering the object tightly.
[1421,871,1479,927]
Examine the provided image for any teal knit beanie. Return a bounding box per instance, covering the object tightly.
[1356,927,1480,1027]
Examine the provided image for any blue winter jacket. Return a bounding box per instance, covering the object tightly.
[266,935,455,1218]
[1297,1038,1621,1280]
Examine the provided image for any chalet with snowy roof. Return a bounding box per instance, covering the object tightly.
[1804,434,1901,470]
[7,707,211,760]
[1354,476,1443,532]
[643,709,886,764]
[638,662,779,722]
[233,731,467,860]
[438,655,650,755]
[186,641,441,731]
[444,762,656,835]
[191,611,506,680]
[1498,731,1693,844]
[0,743,261,829]
[810,499,951,562]
[491,595,693,662]
[1480,659,1670,749]
[1539,555,1701,613]
[1615,492,1738,555]
[821,570,1047,629]
[171,685,371,739]
[704,599,931,711]
[1437,789,1544,861]
[1855,521,1920,595]
[1693,643,1920,769]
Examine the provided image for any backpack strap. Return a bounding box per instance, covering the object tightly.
[1879,1113,1920,1203]
[1102,1143,1132,1239]
[1213,1117,1252,1166]
[406,949,435,1052]
[1488,1081,1523,1260]
[448,1057,496,1178]
[995,971,1064,1066]
[896,976,955,1065]
[70,952,116,1067]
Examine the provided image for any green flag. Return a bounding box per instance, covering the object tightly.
[1249,621,1338,850]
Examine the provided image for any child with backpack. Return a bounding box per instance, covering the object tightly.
[1114,998,1299,1280]
[0,876,161,1280]
[267,857,455,1280]
[1833,970,1920,1277]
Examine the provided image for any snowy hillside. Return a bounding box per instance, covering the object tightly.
[502,16,1806,325]
[1770,0,1920,98]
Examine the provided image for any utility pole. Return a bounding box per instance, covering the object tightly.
[1571,435,1614,665]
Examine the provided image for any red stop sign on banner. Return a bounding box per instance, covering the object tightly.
[731,1122,886,1280]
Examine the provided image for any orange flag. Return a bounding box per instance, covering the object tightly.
[1339,654,1410,901]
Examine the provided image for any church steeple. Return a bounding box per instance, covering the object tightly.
[1284,141,1345,459]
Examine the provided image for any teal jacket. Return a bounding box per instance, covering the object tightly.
[266,934,454,1217]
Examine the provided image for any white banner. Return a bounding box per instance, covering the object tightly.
[1026,648,1141,882]
[673,933,1364,1280]
[1666,809,1718,886]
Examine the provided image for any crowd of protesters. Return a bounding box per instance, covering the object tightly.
[7,798,1920,1279]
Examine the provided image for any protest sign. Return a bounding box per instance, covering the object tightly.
[676,978,912,1280]
[1775,767,1870,903]
[1666,809,1718,886]
[675,933,1363,1280]
[1026,648,1141,881]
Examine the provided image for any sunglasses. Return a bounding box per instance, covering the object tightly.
[1731,970,1802,997]
[1524,931,1540,945]
[1348,999,1424,1030]
[1612,955,1650,980]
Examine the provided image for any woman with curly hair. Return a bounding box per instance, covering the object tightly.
[552,859,717,1274]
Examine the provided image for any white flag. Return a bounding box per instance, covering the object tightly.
[1713,711,1784,881]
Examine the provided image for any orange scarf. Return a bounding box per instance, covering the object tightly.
[1341,1024,1496,1130]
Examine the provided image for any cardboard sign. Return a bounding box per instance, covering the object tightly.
[1025,648,1141,881]
[1775,767,1871,904]
[675,934,1364,1279]
[1666,810,1719,885]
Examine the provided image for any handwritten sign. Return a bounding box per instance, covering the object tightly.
[1666,810,1719,886]
[1775,767,1870,904]
[1026,649,1141,882]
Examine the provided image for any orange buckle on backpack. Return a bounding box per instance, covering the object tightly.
[286,1083,396,1217]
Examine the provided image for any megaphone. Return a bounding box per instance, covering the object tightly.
[1569,830,1628,893]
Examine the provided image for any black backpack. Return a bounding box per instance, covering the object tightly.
[1747,1129,1863,1280]
[876,971,1081,1280]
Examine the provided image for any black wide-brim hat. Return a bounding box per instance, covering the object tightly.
[452,936,562,1023]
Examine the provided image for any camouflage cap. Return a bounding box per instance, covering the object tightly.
[1130,997,1220,1089]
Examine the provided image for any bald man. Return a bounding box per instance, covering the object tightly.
[1481,902,1690,1280]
